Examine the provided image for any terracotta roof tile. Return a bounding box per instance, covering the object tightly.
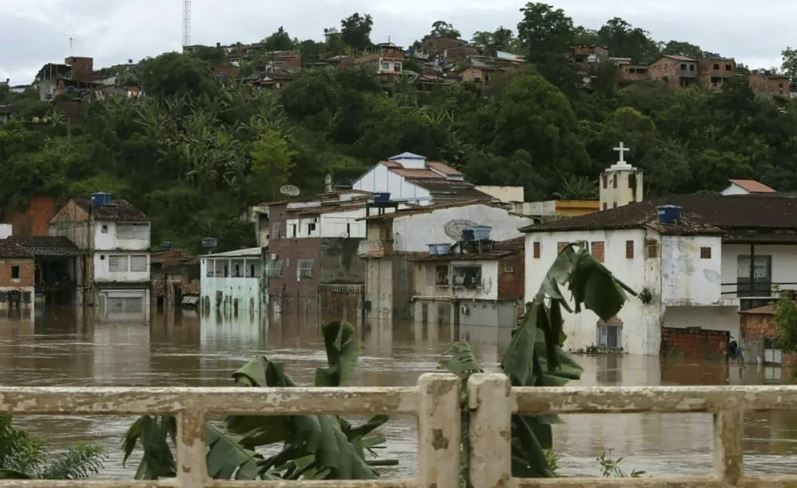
[74,199,148,222]
[729,179,776,193]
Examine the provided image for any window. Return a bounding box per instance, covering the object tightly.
[307,222,316,234]
[298,259,313,279]
[101,225,109,234]
[625,240,634,259]
[533,242,541,259]
[394,62,401,72]
[117,224,148,240]
[713,63,720,70]
[557,242,570,253]
[602,202,608,211]
[602,174,608,189]
[249,264,256,278]
[612,173,617,188]
[725,64,732,71]
[11,266,19,279]
[613,202,618,209]
[109,255,129,272]
[737,255,772,297]
[681,63,687,70]
[700,247,712,259]
[646,239,659,259]
[381,61,390,71]
[504,263,514,273]
[452,266,481,289]
[291,224,297,238]
[597,320,622,349]
[268,260,283,278]
[591,241,605,263]
[689,64,695,72]
[130,255,148,272]
[272,222,282,239]
[435,265,450,285]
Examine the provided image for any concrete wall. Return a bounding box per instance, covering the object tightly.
[94,221,150,251]
[353,163,432,205]
[319,238,365,284]
[93,252,150,283]
[660,235,723,306]
[525,228,662,355]
[414,260,499,301]
[393,205,532,252]
[599,167,643,210]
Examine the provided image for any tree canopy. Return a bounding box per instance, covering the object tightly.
[340,13,373,51]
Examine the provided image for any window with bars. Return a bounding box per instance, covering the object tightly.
[625,240,634,259]
[130,255,148,272]
[646,240,659,259]
[109,255,128,272]
[298,260,313,279]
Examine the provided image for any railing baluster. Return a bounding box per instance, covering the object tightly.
[714,405,744,485]
[468,374,513,488]
[177,410,208,487]
[417,373,461,488]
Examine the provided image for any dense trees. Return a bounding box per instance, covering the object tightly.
[340,13,373,51]
[1,2,795,253]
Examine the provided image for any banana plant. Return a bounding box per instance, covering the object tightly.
[123,321,391,481]
[440,241,635,480]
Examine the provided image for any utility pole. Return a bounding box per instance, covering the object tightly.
[182,0,192,47]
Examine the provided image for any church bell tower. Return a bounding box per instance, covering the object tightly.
[600,142,644,210]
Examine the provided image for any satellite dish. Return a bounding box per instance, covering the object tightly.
[444,219,480,241]
[280,185,301,197]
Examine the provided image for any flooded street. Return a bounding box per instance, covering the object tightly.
[1,309,796,479]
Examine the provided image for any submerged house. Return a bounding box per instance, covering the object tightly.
[200,247,264,315]
[412,237,525,329]
[522,194,797,356]
[49,194,151,321]
[0,239,35,316]
[360,201,532,321]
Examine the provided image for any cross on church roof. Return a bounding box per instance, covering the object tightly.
[613,142,631,164]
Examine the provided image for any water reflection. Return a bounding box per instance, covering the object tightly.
[0,309,795,479]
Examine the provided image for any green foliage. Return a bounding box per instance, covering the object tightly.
[440,242,635,479]
[775,297,797,353]
[517,3,575,60]
[0,416,105,480]
[340,13,373,51]
[597,452,645,478]
[597,18,660,64]
[662,40,704,59]
[429,21,461,39]
[141,52,219,98]
[264,27,296,51]
[123,322,390,481]
[783,47,797,82]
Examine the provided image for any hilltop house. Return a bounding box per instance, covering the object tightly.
[359,201,532,321]
[697,57,736,91]
[49,194,151,321]
[352,152,491,206]
[721,179,776,196]
[749,71,791,100]
[649,55,699,89]
[35,57,99,102]
[523,194,797,356]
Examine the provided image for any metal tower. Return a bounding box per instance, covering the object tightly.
[182,0,192,47]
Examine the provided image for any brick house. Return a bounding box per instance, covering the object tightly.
[0,240,35,315]
[649,55,698,89]
[697,57,736,91]
[614,59,650,84]
[749,71,791,99]
[739,304,797,367]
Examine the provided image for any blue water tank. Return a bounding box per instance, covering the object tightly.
[471,225,493,241]
[657,205,682,224]
[90,192,112,206]
[461,229,475,242]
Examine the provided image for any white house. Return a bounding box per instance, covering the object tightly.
[200,247,264,314]
[720,179,776,196]
[49,195,151,321]
[522,194,797,356]
[352,152,491,206]
[360,201,533,321]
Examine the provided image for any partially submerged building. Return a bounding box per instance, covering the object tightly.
[0,239,35,316]
[200,247,264,315]
[412,237,525,329]
[523,194,797,356]
[49,194,151,321]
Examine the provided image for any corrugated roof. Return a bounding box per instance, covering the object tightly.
[203,247,263,258]
[729,179,776,193]
[661,55,696,62]
[427,161,462,176]
[74,199,148,222]
[6,236,80,257]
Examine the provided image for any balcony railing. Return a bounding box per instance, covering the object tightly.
[2,375,797,487]
[721,282,797,300]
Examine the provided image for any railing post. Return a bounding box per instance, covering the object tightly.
[714,405,744,485]
[418,373,461,488]
[177,410,207,487]
[468,373,513,488]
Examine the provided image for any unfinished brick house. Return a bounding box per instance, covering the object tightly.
[697,57,736,91]
[749,70,791,99]
[649,55,698,89]
[0,240,34,316]
[739,304,797,367]
[613,58,650,84]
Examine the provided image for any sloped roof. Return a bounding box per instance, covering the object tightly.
[6,236,80,257]
[406,178,492,202]
[413,237,525,262]
[728,179,776,193]
[203,247,262,258]
[0,239,32,258]
[660,55,696,62]
[74,199,148,222]
[390,152,426,161]
[521,194,797,238]
[428,161,463,176]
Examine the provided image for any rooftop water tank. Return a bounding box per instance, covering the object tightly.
[657,205,682,225]
[428,243,452,256]
[471,225,492,241]
[90,192,112,206]
[373,192,391,204]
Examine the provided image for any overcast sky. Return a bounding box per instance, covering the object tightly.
[1,0,793,85]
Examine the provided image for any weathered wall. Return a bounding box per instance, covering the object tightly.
[93,253,150,283]
[200,257,263,313]
[474,186,524,203]
[48,200,90,249]
[320,238,365,284]
[525,228,662,355]
[4,195,58,236]
[660,235,722,306]
[392,205,532,252]
[661,326,729,360]
[599,167,643,209]
[94,222,150,251]
[722,244,797,296]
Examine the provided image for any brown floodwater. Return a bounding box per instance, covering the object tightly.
[1,308,796,480]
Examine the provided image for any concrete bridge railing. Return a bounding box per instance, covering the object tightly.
[2,373,797,487]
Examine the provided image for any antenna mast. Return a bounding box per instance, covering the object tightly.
[182,0,192,47]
